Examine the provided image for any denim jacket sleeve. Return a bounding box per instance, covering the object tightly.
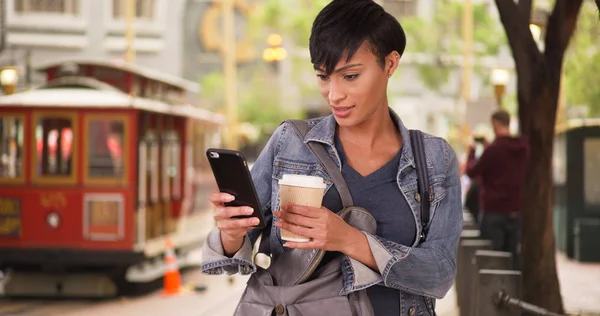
[200,124,284,275]
[345,141,462,299]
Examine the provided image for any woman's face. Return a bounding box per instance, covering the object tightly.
[315,42,399,128]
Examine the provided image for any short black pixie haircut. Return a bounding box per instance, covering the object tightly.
[309,0,407,75]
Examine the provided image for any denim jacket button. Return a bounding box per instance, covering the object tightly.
[241,265,251,274]
[408,306,416,316]
[414,192,421,202]
[275,304,285,315]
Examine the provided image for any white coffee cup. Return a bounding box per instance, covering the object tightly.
[278,174,326,242]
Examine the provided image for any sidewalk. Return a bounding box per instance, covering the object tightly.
[556,252,600,314]
[436,285,459,316]
[438,251,600,316]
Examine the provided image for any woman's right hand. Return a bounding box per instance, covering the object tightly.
[210,192,260,243]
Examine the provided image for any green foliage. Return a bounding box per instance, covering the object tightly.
[200,64,299,137]
[201,0,329,138]
[206,0,508,134]
[242,0,329,129]
[237,65,302,131]
[199,72,225,109]
[564,2,600,117]
[248,0,329,46]
[402,0,506,92]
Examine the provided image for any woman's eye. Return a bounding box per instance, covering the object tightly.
[344,74,359,81]
[317,74,329,81]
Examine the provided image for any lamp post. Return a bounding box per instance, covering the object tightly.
[222,0,239,150]
[0,66,18,95]
[262,33,287,72]
[491,68,510,108]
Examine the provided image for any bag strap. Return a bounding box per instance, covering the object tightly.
[288,120,354,208]
[409,129,431,242]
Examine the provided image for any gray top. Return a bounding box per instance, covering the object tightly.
[321,134,417,316]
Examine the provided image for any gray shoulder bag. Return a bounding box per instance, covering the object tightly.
[234,120,430,316]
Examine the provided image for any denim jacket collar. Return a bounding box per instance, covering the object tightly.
[303,108,416,169]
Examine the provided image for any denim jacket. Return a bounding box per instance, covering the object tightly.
[201,109,462,311]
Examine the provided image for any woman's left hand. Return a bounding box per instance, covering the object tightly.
[273,204,358,252]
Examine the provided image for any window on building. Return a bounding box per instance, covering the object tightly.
[15,0,80,15]
[0,116,24,180]
[35,116,74,176]
[88,119,125,178]
[383,0,418,18]
[112,0,154,20]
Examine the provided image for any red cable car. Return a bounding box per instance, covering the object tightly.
[0,59,224,297]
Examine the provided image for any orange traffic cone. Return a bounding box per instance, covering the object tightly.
[161,238,182,296]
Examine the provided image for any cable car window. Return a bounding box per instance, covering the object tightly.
[88,119,125,178]
[171,133,181,199]
[0,116,24,181]
[35,117,74,176]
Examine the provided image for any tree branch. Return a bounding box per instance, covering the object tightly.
[544,0,583,69]
[518,0,533,22]
[494,0,540,65]
[495,0,542,106]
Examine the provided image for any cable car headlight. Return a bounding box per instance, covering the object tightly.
[47,212,60,228]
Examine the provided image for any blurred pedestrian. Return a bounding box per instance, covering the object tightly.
[466,110,529,269]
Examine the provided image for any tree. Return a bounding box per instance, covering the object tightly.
[564,3,600,117]
[493,0,584,312]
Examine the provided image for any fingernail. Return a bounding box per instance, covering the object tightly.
[224,194,235,201]
[245,207,254,215]
[252,218,260,225]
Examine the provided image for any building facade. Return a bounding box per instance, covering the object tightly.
[1,0,187,87]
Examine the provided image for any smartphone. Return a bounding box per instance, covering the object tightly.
[206,148,266,229]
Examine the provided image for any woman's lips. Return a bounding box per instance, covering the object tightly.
[331,106,355,118]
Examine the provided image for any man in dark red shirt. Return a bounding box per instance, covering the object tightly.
[467,110,529,269]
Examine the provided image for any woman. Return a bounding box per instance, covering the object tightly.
[202,0,462,315]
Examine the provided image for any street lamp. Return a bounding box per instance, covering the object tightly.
[491,68,510,108]
[0,67,19,95]
[262,33,287,72]
[529,24,542,43]
[530,8,548,51]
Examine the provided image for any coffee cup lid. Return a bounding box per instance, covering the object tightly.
[279,174,326,189]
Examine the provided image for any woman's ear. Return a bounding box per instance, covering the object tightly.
[385,50,401,78]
